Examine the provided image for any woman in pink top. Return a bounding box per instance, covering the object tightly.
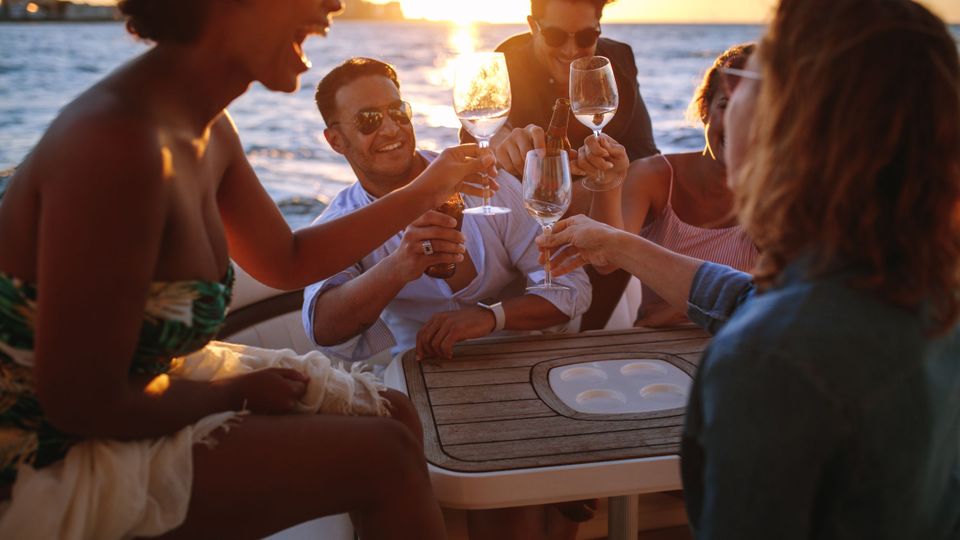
[587,44,758,327]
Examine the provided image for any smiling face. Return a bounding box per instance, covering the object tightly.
[228,0,343,93]
[323,75,419,195]
[703,88,729,164]
[724,54,762,187]
[528,0,601,86]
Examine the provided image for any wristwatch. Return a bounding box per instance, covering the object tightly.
[478,297,506,332]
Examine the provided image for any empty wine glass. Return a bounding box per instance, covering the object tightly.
[453,52,512,215]
[523,149,572,291]
[569,56,620,191]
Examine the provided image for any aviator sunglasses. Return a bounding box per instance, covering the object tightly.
[535,21,601,49]
[329,101,413,135]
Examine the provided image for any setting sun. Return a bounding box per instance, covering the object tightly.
[372,0,959,23]
[398,0,529,23]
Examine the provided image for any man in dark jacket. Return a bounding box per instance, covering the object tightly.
[461,0,658,174]
[462,0,659,332]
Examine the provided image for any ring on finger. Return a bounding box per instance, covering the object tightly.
[421,240,435,256]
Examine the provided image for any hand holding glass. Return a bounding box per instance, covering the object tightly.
[454,52,512,215]
[523,149,572,291]
[569,56,620,191]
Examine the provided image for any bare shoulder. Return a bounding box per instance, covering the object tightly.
[31,89,166,197]
[623,154,671,201]
[210,111,245,157]
[22,89,172,241]
[208,111,248,173]
[211,111,241,143]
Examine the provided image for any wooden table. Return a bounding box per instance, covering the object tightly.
[386,326,711,539]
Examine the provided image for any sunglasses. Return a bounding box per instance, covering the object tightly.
[535,21,601,49]
[330,101,413,135]
[718,67,762,96]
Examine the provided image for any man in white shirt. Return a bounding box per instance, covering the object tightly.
[302,57,590,374]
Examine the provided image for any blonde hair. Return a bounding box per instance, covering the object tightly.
[736,0,960,332]
[687,43,755,125]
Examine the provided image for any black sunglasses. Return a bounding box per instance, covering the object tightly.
[535,20,601,49]
[330,101,413,135]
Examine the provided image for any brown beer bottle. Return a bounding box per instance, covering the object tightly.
[424,192,465,279]
[545,98,572,157]
[537,98,572,200]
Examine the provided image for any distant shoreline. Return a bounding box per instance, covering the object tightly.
[1,18,954,26]
[0,19,771,26]
[0,18,120,23]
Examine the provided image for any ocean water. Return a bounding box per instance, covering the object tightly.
[1,21,958,227]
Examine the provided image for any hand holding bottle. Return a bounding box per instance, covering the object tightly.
[494,99,578,179]
[386,210,466,284]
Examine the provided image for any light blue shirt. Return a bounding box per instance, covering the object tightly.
[302,151,591,364]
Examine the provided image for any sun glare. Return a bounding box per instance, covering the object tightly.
[399,0,528,23]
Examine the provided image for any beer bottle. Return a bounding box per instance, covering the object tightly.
[538,98,572,201]
[545,98,572,157]
[424,192,466,279]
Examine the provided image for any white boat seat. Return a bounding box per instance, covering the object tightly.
[603,276,643,331]
[219,264,354,540]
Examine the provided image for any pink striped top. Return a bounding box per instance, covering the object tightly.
[638,155,758,322]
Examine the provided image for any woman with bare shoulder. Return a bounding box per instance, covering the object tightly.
[587,44,758,328]
[0,1,496,537]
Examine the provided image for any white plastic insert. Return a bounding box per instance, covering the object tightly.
[548,359,692,414]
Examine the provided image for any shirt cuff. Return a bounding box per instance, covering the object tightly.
[301,273,397,363]
[686,262,755,335]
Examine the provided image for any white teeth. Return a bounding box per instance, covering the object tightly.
[298,24,328,38]
[377,142,402,152]
[292,40,311,68]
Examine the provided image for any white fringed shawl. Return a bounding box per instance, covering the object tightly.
[0,341,388,540]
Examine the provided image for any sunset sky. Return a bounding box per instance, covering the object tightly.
[383,0,960,23]
[79,0,960,24]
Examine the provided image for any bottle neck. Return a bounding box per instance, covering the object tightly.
[546,98,571,144]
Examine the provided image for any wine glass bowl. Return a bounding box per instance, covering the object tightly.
[454,52,512,216]
[523,149,572,291]
[569,56,620,191]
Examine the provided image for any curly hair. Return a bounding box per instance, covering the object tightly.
[687,43,755,125]
[315,58,401,126]
[118,0,210,43]
[736,0,960,333]
[531,0,615,19]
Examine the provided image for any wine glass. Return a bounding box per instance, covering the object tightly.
[453,52,512,216]
[569,56,620,191]
[523,149,572,291]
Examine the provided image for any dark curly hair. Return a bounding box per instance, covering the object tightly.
[531,0,615,19]
[118,0,210,43]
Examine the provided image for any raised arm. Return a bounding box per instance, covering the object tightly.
[537,216,700,320]
[537,216,754,334]
[215,115,495,290]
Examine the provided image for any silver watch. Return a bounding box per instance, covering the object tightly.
[478,297,505,332]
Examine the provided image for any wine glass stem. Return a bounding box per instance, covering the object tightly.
[543,224,553,288]
[593,130,604,183]
[478,139,491,208]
